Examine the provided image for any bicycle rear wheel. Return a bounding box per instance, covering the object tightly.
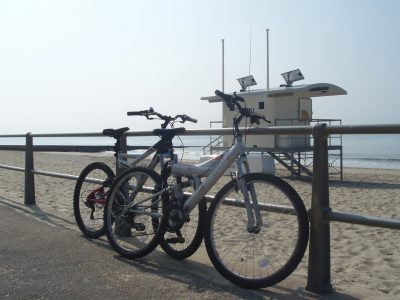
[204,173,309,289]
[73,162,115,238]
[158,168,206,260]
[104,167,168,259]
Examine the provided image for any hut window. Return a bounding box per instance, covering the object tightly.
[258,101,265,109]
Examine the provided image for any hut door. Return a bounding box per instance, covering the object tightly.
[298,98,312,123]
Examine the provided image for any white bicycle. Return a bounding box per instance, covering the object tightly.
[104,90,309,289]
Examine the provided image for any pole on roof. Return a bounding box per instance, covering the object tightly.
[266,29,270,90]
[222,38,225,92]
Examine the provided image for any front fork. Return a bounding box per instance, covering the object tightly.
[236,155,263,233]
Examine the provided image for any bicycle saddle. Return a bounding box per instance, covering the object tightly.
[102,127,130,139]
[153,127,186,138]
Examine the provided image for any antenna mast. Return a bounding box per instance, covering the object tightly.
[266,28,270,90]
[222,39,225,92]
[249,27,252,75]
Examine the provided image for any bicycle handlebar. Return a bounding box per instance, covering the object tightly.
[178,114,197,124]
[250,111,271,125]
[127,108,197,127]
[215,90,271,126]
[215,90,245,111]
[127,110,149,116]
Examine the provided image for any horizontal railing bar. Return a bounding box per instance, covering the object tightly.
[184,191,296,214]
[31,132,106,138]
[0,134,26,138]
[221,198,296,214]
[32,169,79,181]
[325,124,400,135]
[0,145,142,152]
[0,164,25,172]
[1,124,400,139]
[311,119,342,122]
[327,211,400,230]
[126,127,314,136]
[146,123,380,135]
[30,169,106,184]
[4,166,397,223]
[139,187,296,213]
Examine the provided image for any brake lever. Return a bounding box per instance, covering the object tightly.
[263,116,272,124]
[233,92,245,102]
[249,115,259,125]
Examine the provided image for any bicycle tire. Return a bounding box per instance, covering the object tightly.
[158,167,206,260]
[73,162,115,239]
[204,173,309,289]
[104,167,169,259]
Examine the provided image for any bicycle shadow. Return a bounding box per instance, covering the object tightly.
[329,179,400,190]
[107,246,363,300]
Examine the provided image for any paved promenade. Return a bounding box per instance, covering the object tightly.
[0,197,367,299]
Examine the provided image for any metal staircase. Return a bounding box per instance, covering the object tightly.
[202,135,224,155]
[202,142,343,179]
[267,151,313,177]
[201,119,343,180]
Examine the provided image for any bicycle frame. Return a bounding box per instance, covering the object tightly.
[115,138,177,175]
[116,147,157,170]
[173,134,262,232]
[111,135,182,210]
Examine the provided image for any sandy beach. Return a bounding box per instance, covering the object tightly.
[0,150,399,298]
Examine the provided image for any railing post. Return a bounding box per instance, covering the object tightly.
[306,123,332,294]
[113,134,129,236]
[24,132,36,205]
[116,134,128,176]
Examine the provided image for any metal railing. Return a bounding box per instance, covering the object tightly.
[1,124,400,294]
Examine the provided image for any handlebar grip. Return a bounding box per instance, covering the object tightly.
[127,111,145,116]
[185,116,197,123]
[215,90,225,98]
[128,109,154,116]
[178,114,197,123]
[235,94,245,102]
[215,90,236,111]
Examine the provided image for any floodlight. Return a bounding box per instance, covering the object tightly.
[237,75,257,92]
[281,69,304,86]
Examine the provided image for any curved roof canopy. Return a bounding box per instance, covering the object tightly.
[201,83,347,102]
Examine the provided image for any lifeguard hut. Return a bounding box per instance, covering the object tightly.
[201,70,347,178]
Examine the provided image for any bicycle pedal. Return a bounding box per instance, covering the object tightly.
[165,237,185,244]
[134,223,145,231]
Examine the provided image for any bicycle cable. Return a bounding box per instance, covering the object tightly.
[177,135,185,163]
[171,119,185,163]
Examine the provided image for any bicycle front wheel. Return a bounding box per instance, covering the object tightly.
[73,162,115,238]
[104,167,168,259]
[204,173,309,289]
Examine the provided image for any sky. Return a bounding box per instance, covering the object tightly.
[0,0,399,134]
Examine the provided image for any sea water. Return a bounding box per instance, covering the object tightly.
[340,134,400,170]
[1,134,399,170]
